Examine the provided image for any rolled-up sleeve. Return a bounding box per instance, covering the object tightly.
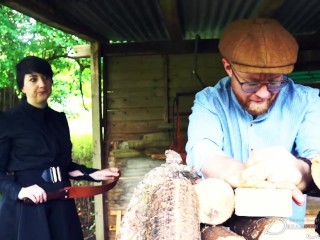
[186,88,226,176]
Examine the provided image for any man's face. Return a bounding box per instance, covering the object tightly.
[232,71,281,116]
[222,59,285,116]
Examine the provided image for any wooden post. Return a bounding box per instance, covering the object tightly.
[90,42,106,240]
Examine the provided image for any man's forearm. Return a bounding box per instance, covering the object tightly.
[201,156,245,188]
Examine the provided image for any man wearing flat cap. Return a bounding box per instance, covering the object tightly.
[186,18,320,223]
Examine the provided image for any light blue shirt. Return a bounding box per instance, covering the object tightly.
[186,76,320,173]
[186,76,320,223]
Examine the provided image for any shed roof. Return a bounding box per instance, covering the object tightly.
[1,0,320,70]
[2,0,320,43]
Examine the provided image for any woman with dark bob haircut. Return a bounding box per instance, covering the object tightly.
[0,56,120,240]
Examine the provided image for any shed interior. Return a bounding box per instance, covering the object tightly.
[1,0,320,239]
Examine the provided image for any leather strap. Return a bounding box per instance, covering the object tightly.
[23,171,121,203]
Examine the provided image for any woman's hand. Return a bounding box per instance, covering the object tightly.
[89,167,120,181]
[18,184,47,204]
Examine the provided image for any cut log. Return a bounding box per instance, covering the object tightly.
[110,148,143,158]
[201,225,245,240]
[117,150,199,239]
[146,178,200,239]
[315,211,320,235]
[311,154,320,189]
[234,188,292,217]
[226,216,307,239]
[194,178,235,225]
[150,153,166,160]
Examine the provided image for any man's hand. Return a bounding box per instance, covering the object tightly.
[240,146,308,205]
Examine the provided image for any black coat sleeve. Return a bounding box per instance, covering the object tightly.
[0,113,21,200]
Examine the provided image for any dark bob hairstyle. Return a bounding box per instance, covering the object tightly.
[16,56,53,90]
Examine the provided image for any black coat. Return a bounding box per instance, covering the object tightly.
[0,99,94,240]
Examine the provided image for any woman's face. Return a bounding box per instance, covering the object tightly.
[22,72,52,108]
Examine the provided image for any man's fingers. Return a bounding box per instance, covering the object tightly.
[241,163,270,187]
[272,181,305,206]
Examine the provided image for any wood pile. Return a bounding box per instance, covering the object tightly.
[117,150,312,239]
[110,133,171,159]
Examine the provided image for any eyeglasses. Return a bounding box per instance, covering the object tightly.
[231,67,288,93]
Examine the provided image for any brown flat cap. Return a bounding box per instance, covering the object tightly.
[218,18,298,74]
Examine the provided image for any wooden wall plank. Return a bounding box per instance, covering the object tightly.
[104,52,225,142]
[107,87,163,98]
[108,96,164,109]
[107,55,163,71]
[106,120,165,134]
[107,108,164,121]
[107,76,163,88]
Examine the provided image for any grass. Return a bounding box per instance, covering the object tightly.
[71,133,96,240]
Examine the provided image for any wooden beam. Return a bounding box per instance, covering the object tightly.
[75,37,320,71]
[0,0,108,42]
[73,44,91,58]
[100,34,320,56]
[90,42,106,240]
[102,39,219,56]
[158,0,183,40]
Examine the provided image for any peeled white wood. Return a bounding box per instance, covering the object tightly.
[234,188,292,217]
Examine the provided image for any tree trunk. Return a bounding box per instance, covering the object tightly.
[226,216,307,240]
[201,225,245,240]
[146,178,200,240]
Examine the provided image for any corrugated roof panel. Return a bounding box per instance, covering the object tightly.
[273,0,320,35]
[180,0,320,40]
[10,0,320,43]
[53,0,170,42]
[181,0,271,40]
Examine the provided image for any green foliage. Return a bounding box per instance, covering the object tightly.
[0,5,91,110]
[71,133,95,239]
[71,134,93,167]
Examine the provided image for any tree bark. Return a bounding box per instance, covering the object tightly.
[201,225,245,240]
[225,216,307,240]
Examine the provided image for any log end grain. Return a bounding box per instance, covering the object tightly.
[194,178,235,225]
